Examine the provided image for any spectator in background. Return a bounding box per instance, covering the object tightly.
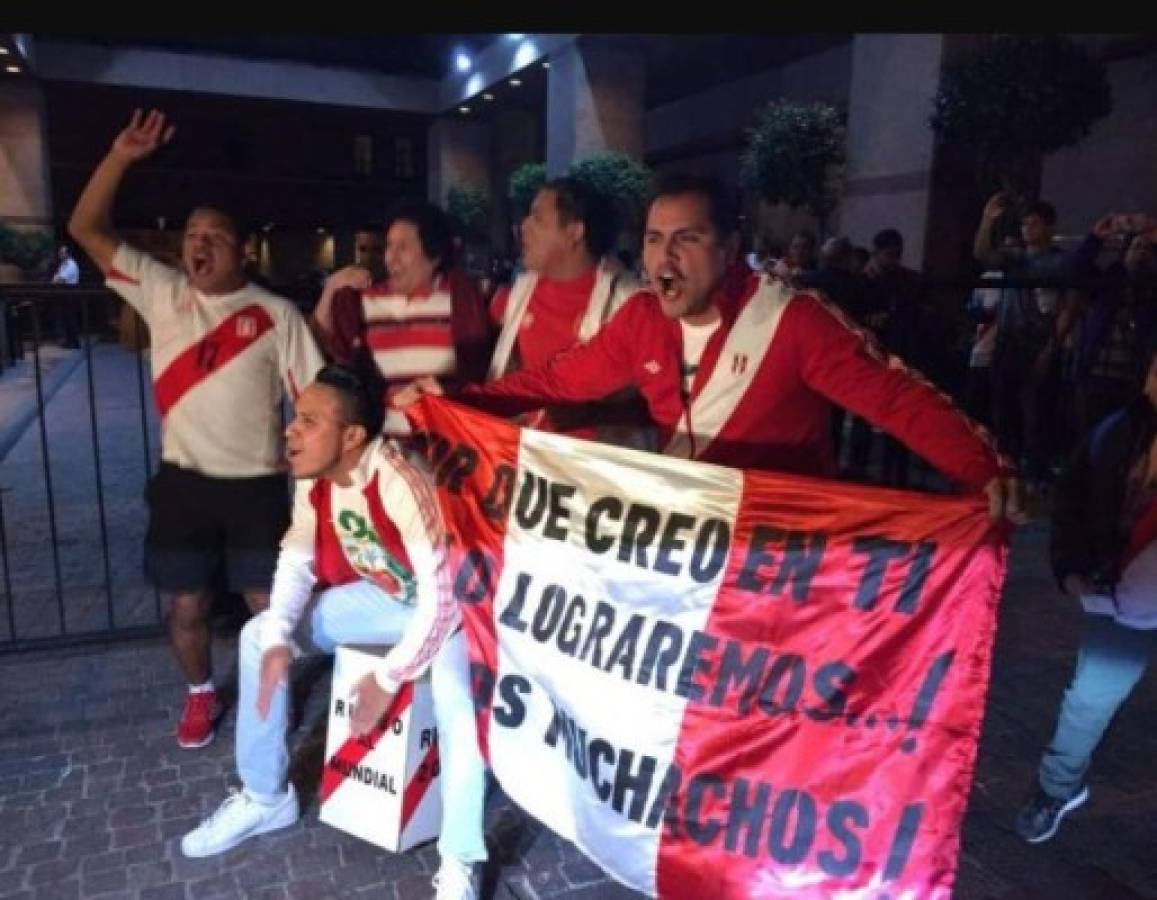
[850,245,871,276]
[974,192,1078,493]
[1015,342,1157,845]
[798,236,883,477]
[1068,212,1157,436]
[353,227,386,282]
[770,229,818,286]
[50,244,81,348]
[865,227,926,487]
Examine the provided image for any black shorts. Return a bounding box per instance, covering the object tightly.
[145,463,291,594]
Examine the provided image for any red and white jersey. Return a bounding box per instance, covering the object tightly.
[464,269,1009,492]
[106,244,324,478]
[487,260,638,380]
[261,438,459,692]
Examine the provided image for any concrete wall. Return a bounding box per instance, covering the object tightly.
[1041,47,1157,238]
[546,43,646,176]
[839,35,946,269]
[36,42,441,114]
[0,80,53,226]
[427,118,491,206]
[644,42,852,160]
[644,42,853,248]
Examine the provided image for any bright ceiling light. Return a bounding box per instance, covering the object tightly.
[455,52,472,73]
[513,40,538,70]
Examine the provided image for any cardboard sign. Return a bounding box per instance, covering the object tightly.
[318,645,442,852]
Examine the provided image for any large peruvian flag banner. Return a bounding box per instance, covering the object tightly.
[407,397,1009,899]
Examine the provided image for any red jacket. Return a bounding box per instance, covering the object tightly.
[461,270,1008,492]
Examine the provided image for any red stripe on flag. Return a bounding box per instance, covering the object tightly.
[399,741,440,835]
[152,305,274,418]
[404,397,521,764]
[655,472,1004,899]
[319,681,414,804]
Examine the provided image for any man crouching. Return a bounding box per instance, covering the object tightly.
[181,363,487,900]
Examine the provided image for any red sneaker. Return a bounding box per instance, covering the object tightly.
[177,690,218,749]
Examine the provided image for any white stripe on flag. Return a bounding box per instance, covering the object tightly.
[488,430,743,896]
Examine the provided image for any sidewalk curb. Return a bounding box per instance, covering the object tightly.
[0,350,87,462]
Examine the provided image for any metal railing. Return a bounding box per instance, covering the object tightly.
[0,285,162,651]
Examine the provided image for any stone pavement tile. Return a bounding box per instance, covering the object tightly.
[330,860,382,892]
[78,866,128,897]
[21,877,80,900]
[127,858,173,891]
[284,873,337,899]
[391,872,436,900]
[139,884,189,900]
[61,832,111,861]
[26,856,81,886]
[530,882,644,900]
[558,856,607,889]
[286,844,341,878]
[231,856,293,893]
[375,848,428,880]
[186,872,240,899]
[14,840,62,866]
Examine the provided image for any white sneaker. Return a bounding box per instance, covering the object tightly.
[180,786,299,858]
[432,857,477,900]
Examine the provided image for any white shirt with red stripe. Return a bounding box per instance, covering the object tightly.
[261,438,459,692]
[106,244,324,478]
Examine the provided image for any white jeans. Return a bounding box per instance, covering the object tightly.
[235,581,488,864]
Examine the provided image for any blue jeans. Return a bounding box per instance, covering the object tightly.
[235,581,488,864]
[1038,612,1157,799]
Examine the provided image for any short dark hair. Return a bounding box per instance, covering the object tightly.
[873,228,904,251]
[1023,200,1057,226]
[542,177,619,260]
[790,229,818,249]
[314,360,386,438]
[648,173,738,241]
[385,199,456,275]
[186,202,252,245]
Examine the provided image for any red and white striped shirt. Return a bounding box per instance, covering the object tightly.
[106,244,324,478]
[361,276,455,434]
[262,438,459,691]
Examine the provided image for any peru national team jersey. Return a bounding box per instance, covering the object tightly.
[106,244,324,478]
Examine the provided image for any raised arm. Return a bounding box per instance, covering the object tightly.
[68,109,174,275]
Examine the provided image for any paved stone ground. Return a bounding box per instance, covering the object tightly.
[2,342,1156,898]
